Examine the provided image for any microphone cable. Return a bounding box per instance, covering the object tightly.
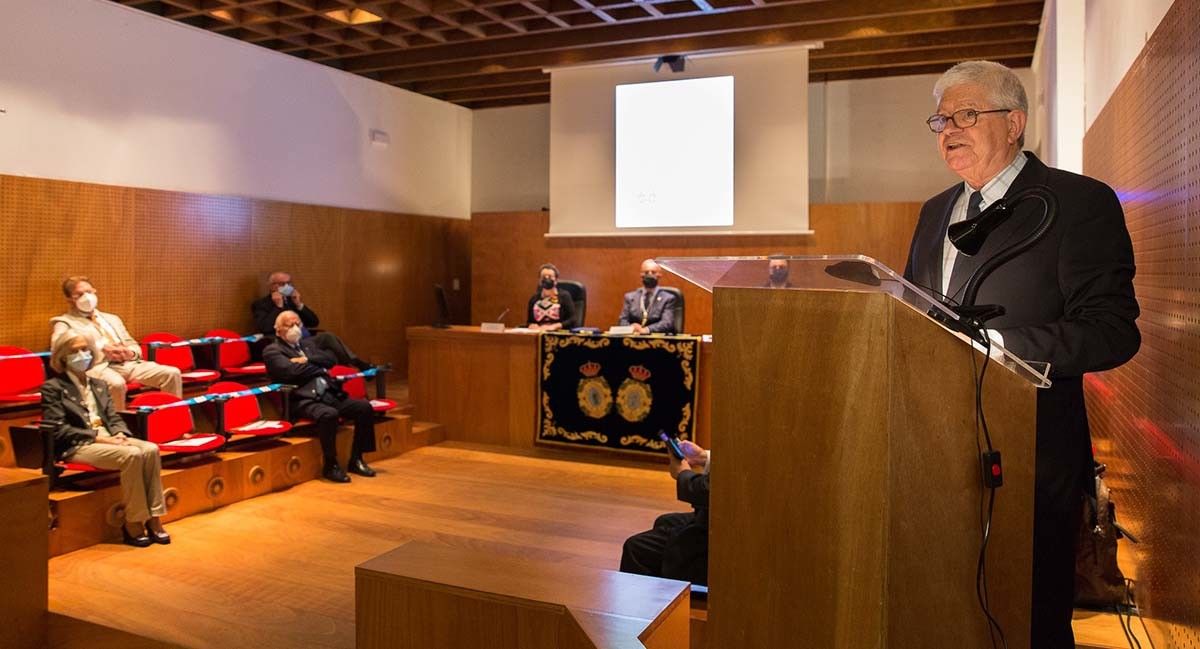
[970,336,1008,649]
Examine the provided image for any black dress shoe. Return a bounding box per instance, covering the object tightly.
[348,457,376,477]
[146,526,171,545]
[121,526,153,548]
[323,464,351,483]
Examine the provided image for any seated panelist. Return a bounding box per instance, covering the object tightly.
[618,259,678,334]
[42,332,170,547]
[527,263,577,331]
[252,270,372,371]
[263,311,377,483]
[50,276,183,410]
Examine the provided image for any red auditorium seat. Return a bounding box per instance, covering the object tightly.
[129,392,225,454]
[0,346,46,404]
[205,329,266,378]
[330,365,396,414]
[140,332,221,384]
[207,381,291,437]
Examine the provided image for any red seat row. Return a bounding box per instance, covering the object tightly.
[0,330,267,403]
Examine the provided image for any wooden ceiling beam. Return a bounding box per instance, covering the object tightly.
[811,40,1035,73]
[407,68,550,92]
[432,81,550,102]
[374,8,1042,84]
[569,0,617,24]
[346,0,1041,72]
[521,0,573,27]
[812,56,1033,82]
[459,94,551,109]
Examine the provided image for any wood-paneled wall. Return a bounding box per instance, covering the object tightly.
[0,174,471,379]
[1081,0,1200,646]
[470,203,922,333]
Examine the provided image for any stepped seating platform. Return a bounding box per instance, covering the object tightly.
[35,414,442,557]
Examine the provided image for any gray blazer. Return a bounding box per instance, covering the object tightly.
[41,375,132,460]
[618,288,677,333]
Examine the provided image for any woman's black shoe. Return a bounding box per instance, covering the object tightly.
[146,526,171,545]
[323,464,351,483]
[121,526,153,548]
[348,457,376,477]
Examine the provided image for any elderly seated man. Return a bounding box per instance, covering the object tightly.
[618,259,679,334]
[251,270,372,370]
[50,276,182,410]
[263,310,377,483]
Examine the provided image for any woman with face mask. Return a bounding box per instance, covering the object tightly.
[40,333,170,547]
[526,263,577,331]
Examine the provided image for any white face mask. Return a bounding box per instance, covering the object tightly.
[67,350,93,373]
[278,283,295,297]
[283,325,302,344]
[75,292,98,313]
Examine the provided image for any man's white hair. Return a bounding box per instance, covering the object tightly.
[933,60,1028,146]
[274,310,298,330]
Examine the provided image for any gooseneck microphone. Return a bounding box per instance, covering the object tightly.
[948,185,1059,332]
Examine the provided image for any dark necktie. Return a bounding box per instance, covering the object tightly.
[966,190,983,221]
[948,191,984,298]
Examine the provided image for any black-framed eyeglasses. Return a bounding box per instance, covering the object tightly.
[926,108,1012,133]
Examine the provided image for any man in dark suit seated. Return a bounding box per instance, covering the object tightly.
[263,311,377,483]
[619,440,709,585]
[905,60,1140,649]
[618,259,678,334]
[251,270,371,370]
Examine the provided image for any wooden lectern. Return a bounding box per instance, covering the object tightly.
[658,255,1045,649]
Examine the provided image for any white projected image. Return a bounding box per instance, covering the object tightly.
[615,76,734,229]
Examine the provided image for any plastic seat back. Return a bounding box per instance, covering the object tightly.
[329,365,367,400]
[130,391,194,444]
[207,380,259,430]
[0,346,45,400]
[206,329,250,370]
[141,332,196,371]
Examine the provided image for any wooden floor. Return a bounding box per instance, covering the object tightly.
[47,442,679,649]
[47,440,1159,649]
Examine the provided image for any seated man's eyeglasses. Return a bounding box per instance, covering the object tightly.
[926,108,1012,133]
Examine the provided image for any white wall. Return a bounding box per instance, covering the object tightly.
[472,70,1047,213]
[1033,0,1174,169]
[0,0,472,218]
[1083,0,1174,129]
[471,105,550,212]
[548,47,810,235]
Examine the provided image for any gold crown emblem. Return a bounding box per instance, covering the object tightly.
[628,365,651,381]
[579,361,602,377]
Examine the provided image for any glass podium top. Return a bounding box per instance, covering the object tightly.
[657,254,1051,388]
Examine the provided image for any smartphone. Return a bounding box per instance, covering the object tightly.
[658,430,686,460]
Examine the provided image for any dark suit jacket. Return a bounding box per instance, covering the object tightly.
[618,288,678,333]
[251,295,320,337]
[904,152,1140,512]
[262,338,341,408]
[41,374,133,460]
[663,468,710,584]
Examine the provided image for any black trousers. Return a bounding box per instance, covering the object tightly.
[1030,496,1083,649]
[309,332,370,370]
[620,512,708,585]
[294,396,376,467]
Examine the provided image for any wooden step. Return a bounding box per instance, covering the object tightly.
[46,414,442,557]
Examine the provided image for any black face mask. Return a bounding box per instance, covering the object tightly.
[770,268,789,283]
[540,277,556,290]
[642,275,659,289]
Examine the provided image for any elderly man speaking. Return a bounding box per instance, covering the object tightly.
[903,61,1140,648]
